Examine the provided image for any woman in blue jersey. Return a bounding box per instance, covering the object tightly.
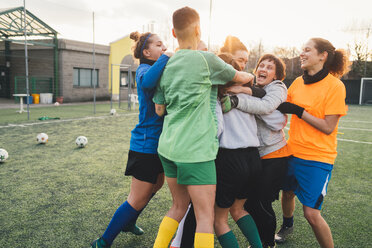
[91,31,173,248]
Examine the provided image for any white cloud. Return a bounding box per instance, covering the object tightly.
[2,0,371,50]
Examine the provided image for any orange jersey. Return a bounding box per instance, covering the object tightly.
[287,74,347,164]
[261,144,292,160]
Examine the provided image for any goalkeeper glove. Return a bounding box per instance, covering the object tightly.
[221,95,239,113]
[277,102,304,118]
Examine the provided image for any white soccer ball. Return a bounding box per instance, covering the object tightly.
[36,133,48,144]
[76,136,88,148]
[0,148,9,162]
[110,109,116,115]
[54,102,60,106]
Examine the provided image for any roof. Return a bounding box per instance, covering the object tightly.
[0,6,57,39]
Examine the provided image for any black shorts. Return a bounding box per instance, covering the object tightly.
[259,157,289,202]
[124,150,164,184]
[215,147,262,208]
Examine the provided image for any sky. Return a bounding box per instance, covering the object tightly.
[2,0,372,56]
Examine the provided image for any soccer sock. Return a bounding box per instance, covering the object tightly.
[217,231,239,248]
[236,215,263,248]
[153,216,179,248]
[283,216,294,228]
[194,233,214,248]
[123,192,156,232]
[102,201,139,245]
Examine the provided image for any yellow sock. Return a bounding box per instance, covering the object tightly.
[194,232,214,248]
[153,216,179,248]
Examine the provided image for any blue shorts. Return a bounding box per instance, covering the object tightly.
[282,156,333,209]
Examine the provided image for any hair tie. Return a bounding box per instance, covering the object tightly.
[140,33,152,57]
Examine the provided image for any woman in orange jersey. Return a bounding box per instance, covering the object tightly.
[275,38,350,248]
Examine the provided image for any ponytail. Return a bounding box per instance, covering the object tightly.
[311,38,351,78]
[130,31,152,59]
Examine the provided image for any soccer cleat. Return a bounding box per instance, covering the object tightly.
[274,225,294,243]
[122,222,144,235]
[91,237,110,248]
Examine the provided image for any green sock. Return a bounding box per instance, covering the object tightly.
[236,215,262,248]
[217,230,239,248]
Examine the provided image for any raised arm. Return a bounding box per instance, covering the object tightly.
[140,53,171,90]
[232,71,255,86]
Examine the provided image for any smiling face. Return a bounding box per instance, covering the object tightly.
[255,59,277,87]
[232,50,249,71]
[300,39,326,74]
[143,34,167,61]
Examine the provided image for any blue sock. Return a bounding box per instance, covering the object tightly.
[123,192,156,230]
[283,216,293,227]
[102,201,139,245]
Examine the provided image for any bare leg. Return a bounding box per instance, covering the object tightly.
[166,177,191,221]
[187,184,216,234]
[127,176,159,211]
[281,190,295,218]
[230,199,248,222]
[303,206,334,248]
[152,173,165,193]
[214,205,231,236]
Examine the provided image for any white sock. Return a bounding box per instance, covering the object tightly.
[170,204,191,247]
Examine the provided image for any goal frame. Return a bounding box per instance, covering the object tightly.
[359,77,372,105]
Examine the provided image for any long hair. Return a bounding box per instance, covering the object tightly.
[130,31,153,59]
[310,38,351,78]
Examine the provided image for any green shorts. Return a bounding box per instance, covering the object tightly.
[159,155,216,185]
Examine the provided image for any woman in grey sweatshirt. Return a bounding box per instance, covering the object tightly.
[224,54,291,248]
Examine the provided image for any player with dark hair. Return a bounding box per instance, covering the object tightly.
[275,38,350,248]
[90,31,172,248]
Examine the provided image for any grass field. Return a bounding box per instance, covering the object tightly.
[0,103,371,247]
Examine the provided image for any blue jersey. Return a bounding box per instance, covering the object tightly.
[130,54,169,154]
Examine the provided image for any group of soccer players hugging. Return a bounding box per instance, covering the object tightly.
[91,6,350,248]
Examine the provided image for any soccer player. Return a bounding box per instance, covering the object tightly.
[152,6,254,248]
[214,53,263,248]
[90,31,173,248]
[223,54,290,248]
[170,35,266,248]
[275,38,350,248]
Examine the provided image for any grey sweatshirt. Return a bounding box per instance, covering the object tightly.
[236,80,288,156]
[216,94,260,149]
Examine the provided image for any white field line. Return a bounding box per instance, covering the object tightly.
[0,113,138,129]
[340,120,372,124]
[283,127,372,145]
[337,138,372,145]
[338,127,372,132]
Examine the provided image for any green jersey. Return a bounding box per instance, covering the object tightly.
[153,50,236,163]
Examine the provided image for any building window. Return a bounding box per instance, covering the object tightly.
[120,71,136,88]
[73,68,99,87]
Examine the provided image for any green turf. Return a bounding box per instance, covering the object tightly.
[0,104,371,247]
[0,102,130,125]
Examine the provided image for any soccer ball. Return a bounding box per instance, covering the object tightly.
[0,148,8,162]
[36,133,48,144]
[110,109,116,115]
[76,136,88,148]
